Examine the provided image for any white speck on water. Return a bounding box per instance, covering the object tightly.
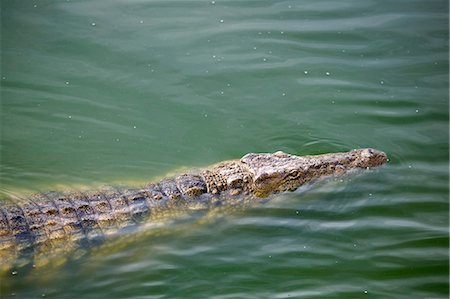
[369,193,372,196]
[65,81,69,85]
[253,46,257,50]
[304,70,308,75]
[133,125,137,129]
[227,83,231,87]
[116,138,120,142]
[288,5,292,8]
[295,210,299,215]
[204,114,208,118]
[380,80,384,85]
[303,246,306,249]
[353,244,357,247]
[342,49,346,53]
[408,165,412,168]
[331,100,335,104]
[280,31,284,34]
[12,271,18,275]
[205,70,209,73]
[219,19,224,23]
[212,55,216,58]
[91,22,96,26]
[2,77,6,80]
[151,69,154,72]
[34,4,37,8]
[78,135,82,139]
[220,91,224,95]
[140,20,144,24]
[325,72,330,76]
[282,93,286,96]
[364,290,368,294]
[263,58,267,62]
[211,0,215,4]
[268,255,272,258]
[258,32,262,35]
[68,115,72,119]
[415,109,419,113]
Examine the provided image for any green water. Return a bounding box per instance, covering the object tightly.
[1,0,448,298]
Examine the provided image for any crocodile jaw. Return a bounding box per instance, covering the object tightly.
[241,148,387,197]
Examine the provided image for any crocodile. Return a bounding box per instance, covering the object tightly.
[0,148,387,264]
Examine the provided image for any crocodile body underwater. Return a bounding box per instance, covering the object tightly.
[0,148,387,265]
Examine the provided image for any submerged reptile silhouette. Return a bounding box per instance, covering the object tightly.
[0,148,387,264]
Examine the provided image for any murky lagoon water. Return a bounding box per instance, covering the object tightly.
[1,0,448,298]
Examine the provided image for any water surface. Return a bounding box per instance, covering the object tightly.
[1,0,448,298]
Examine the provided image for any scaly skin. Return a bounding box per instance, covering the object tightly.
[0,148,387,260]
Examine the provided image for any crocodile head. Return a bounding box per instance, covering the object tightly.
[241,148,387,197]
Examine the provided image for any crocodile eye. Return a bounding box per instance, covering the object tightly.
[289,170,300,178]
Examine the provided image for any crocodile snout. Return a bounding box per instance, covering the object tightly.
[362,148,388,167]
